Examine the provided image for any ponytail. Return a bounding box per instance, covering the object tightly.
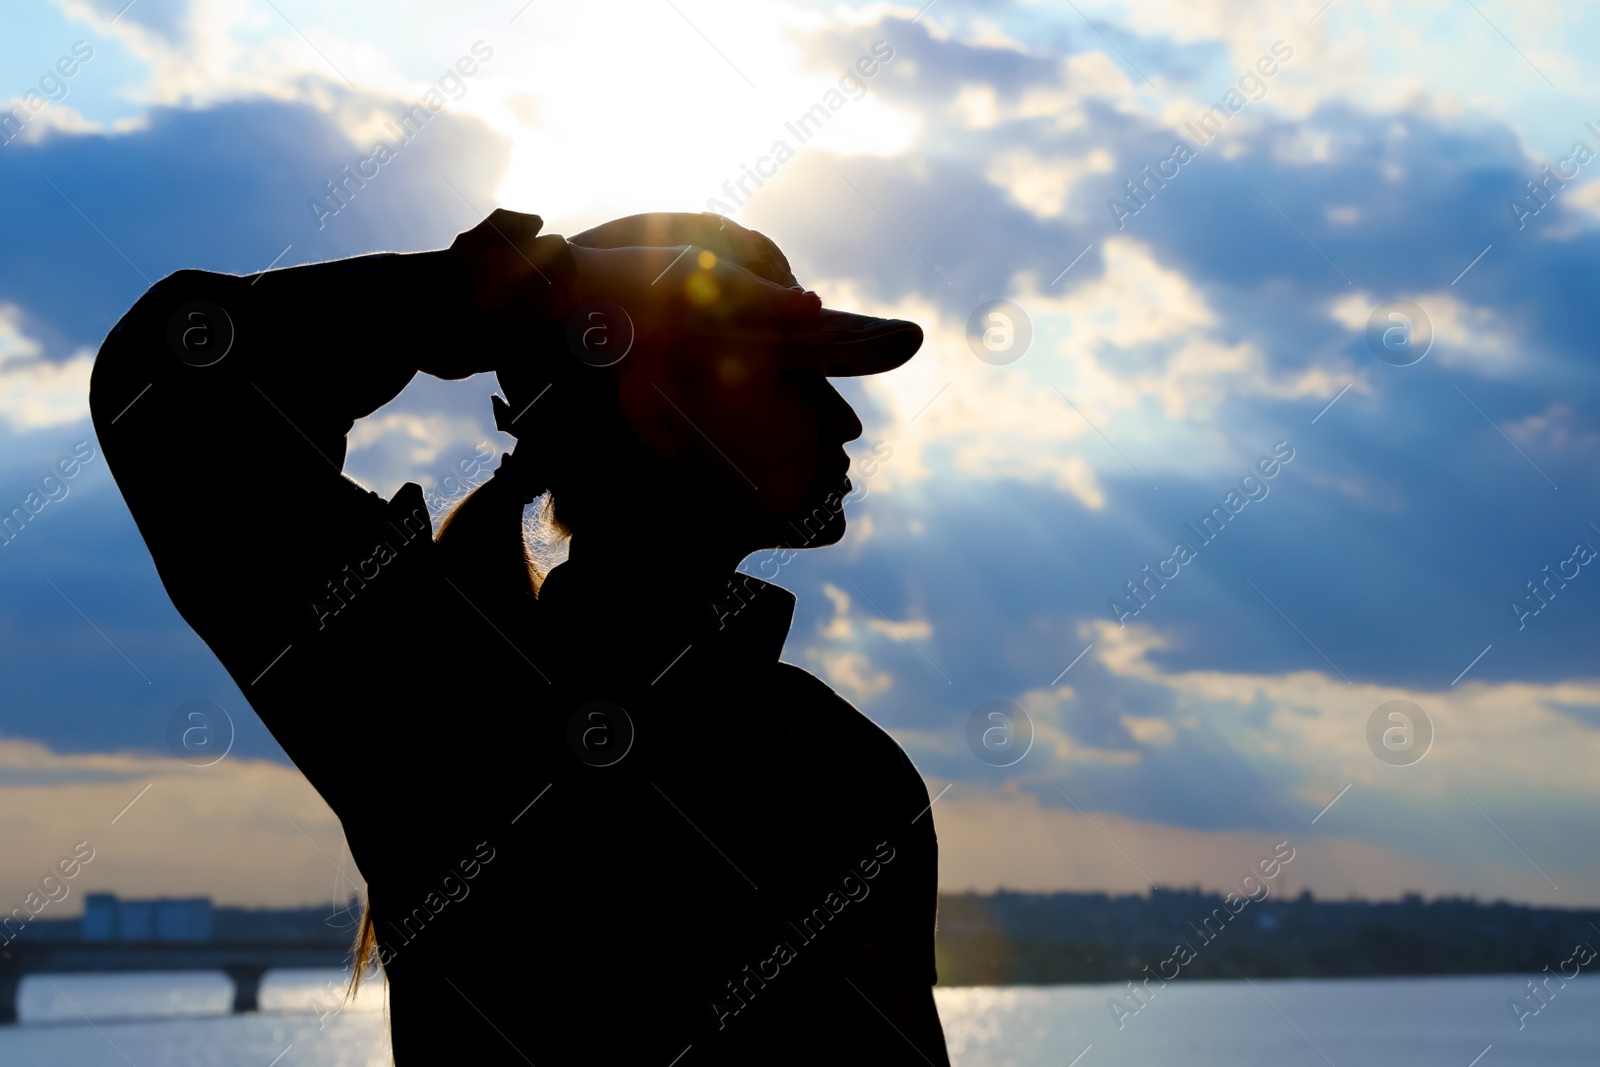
[434,450,549,600]
[347,907,378,996]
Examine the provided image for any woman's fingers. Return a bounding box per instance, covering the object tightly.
[568,245,819,332]
[664,248,821,321]
[449,212,819,328]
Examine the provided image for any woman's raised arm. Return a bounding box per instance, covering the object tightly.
[86,212,574,728]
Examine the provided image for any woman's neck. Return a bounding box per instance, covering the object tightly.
[563,528,753,605]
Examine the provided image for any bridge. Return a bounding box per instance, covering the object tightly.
[0,941,353,1023]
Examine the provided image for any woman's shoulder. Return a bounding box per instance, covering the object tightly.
[770,658,878,717]
[769,661,928,782]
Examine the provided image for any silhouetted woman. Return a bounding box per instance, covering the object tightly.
[90,209,951,1064]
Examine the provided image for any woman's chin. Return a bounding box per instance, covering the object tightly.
[785,514,847,549]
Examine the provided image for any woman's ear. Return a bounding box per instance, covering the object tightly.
[616,365,686,460]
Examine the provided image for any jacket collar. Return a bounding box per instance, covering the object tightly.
[536,561,794,684]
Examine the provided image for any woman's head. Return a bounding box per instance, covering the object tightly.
[493,213,920,569]
[497,331,863,559]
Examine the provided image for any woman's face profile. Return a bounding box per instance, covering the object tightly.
[618,337,864,549]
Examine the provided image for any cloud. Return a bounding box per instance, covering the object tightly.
[0,96,507,357]
[804,580,938,702]
[813,580,937,641]
[0,353,93,430]
[344,406,499,501]
[1120,713,1175,746]
[931,781,1450,901]
[73,0,194,46]
[893,619,1600,903]
[1327,289,1520,378]
[738,13,1600,723]
[0,306,93,430]
[0,737,360,910]
[1505,403,1600,454]
[0,86,515,769]
[811,649,893,704]
[985,147,1116,220]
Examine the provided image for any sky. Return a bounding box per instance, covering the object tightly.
[2,0,1600,914]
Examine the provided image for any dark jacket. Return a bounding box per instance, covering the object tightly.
[88,237,950,1064]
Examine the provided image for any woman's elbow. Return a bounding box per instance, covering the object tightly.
[88,269,223,430]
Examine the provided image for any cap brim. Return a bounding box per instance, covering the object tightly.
[808,310,924,376]
[566,211,923,375]
[689,309,923,377]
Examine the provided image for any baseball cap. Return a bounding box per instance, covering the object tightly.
[567,212,923,377]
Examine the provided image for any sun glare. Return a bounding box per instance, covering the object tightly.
[484,0,916,226]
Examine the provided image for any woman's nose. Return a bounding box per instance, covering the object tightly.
[832,390,864,442]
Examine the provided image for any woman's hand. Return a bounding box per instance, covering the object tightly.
[440,209,820,382]
[448,210,571,316]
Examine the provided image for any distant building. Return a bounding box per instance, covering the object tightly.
[81,894,213,942]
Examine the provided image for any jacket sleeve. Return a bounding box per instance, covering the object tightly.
[86,228,572,761]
